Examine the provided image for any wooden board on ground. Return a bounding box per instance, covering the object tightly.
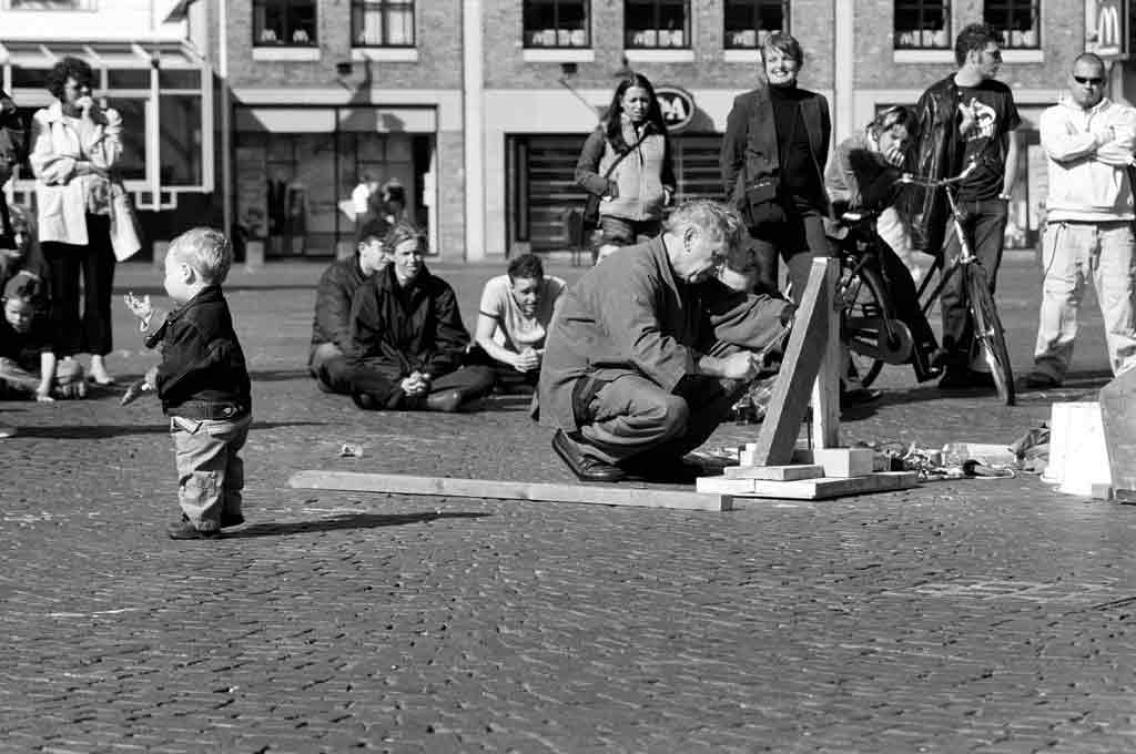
[290,470,732,511]
[696,471,919,501]
[752,258,835,467]
[724,464,825,481]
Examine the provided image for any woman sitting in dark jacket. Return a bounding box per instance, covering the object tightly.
[345,222,495,413]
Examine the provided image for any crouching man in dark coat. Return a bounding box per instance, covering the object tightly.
[538,200,793,483]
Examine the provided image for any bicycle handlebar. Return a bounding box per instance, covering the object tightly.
[895,158,982,189]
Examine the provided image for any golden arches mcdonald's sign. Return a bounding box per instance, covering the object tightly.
[1087,0,1127,59]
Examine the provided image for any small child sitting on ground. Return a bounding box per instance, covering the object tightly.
[0,206,87,401]
[126,227,253,540]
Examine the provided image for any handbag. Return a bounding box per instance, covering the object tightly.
[109,179,143,261]
[580,128,652,232]
[742,174,785,228]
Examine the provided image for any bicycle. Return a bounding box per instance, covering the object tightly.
[898,159,1016,405]
[831,207,917,388]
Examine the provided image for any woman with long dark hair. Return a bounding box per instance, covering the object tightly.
[576,72,675,257]
[29,55,123,385]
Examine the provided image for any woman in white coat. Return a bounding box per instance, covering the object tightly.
[30,56,123,385]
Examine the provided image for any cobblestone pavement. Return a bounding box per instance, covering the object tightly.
[2,254,1135,753]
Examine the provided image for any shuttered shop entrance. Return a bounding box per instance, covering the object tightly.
[508,134,725,252]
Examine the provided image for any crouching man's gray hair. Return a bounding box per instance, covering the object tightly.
[663,200,745,251]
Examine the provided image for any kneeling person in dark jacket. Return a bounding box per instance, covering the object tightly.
[346,222,494,412]
[309,232,390,392]
[133,227,252,540]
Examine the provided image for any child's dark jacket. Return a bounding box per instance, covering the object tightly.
[147,285,251,419]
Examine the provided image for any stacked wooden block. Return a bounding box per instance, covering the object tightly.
[696,446,919,502]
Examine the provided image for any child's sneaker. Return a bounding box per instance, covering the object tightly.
[167,517,222,540]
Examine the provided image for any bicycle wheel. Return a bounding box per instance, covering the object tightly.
[839,257,890,389]
[966,264,1016,406]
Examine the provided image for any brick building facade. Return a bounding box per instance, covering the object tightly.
[0,0,1121,260]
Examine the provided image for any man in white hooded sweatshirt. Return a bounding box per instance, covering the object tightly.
[1027,52,1136,388]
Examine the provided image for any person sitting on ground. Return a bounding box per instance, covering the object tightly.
[0,268,86,400]
[469,253,566,392]
[537,200,793,483]
[825,105,942,383]
[0,206,86,401]
[309,233,391,394]
[346,222,495,412]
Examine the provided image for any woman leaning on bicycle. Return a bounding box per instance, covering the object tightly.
[824,107,944,383]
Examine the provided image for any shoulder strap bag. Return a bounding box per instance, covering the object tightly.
[581,126,652,231]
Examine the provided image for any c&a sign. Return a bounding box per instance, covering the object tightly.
[654,86,695,133]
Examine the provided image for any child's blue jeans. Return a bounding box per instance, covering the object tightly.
[170,414,252,531]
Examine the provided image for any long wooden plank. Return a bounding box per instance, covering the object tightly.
[752,258,833,466]
[811,258,841,449]
[696,471,918,500]
[290,470,732,511]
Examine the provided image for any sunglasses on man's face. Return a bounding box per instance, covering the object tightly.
[1074,75,1105,86]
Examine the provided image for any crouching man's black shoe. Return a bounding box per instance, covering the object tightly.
[552,429,625,482]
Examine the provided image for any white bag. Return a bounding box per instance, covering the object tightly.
[109,182,142,261]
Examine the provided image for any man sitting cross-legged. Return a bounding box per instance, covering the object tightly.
[346,222,495,412]
[308,232,390,394]
[538,200,793,483]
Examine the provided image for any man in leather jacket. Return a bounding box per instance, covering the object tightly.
[902,23,1020,389]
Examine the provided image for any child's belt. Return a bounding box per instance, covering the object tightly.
[164,401,249,420]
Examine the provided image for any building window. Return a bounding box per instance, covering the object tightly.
[352,0,415,47]
[253,0,317,46]
[724,0,788,49]
[894,0,950,49]
[625,0,690,49]
[984,0,1039,48]
[524,0,590,48]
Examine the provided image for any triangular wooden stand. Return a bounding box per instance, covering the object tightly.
[752,258,840,465]
[705,257,919,502]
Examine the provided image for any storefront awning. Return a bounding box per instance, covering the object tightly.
[0,38,205,70]
[3,38,213,205]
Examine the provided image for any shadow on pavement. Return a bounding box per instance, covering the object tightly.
[227,510,490,538]
[476,395,535,412]
[14,420,328,439]
[838,401,882,421]
[251,368,312,382]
